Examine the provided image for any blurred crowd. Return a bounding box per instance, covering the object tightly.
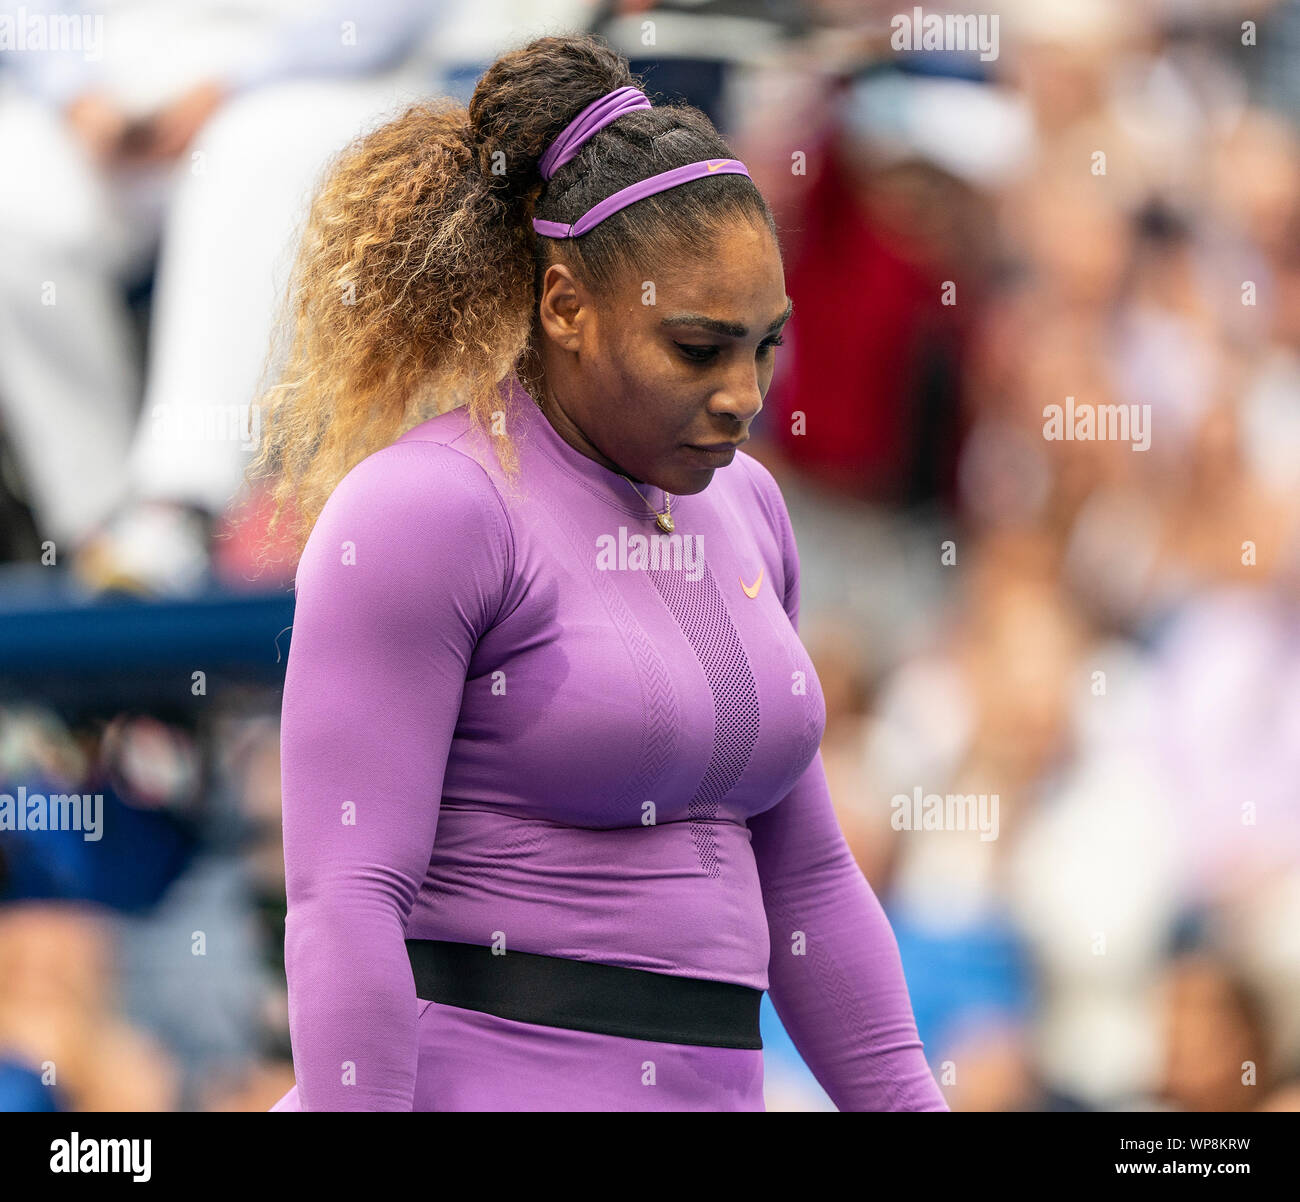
[2,0,1299,1112]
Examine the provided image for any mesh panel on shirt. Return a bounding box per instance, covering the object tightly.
[648,564,760,877]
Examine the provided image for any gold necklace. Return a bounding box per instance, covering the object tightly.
[535,382,675,532]
[620,475,674,533]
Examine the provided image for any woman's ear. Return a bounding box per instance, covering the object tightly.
[537,263,586,354]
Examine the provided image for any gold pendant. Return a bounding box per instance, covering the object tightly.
[655,513,674,533]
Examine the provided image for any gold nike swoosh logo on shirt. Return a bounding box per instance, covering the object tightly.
[741,567,763,598]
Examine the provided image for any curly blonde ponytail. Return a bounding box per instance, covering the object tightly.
[246,96,535,562]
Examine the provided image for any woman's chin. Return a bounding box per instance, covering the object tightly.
[659,465,718,496]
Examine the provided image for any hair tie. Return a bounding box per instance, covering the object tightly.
[533,86,751,239]
[537,86,651,181]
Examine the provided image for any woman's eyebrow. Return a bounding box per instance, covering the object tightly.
[660,298,794,338]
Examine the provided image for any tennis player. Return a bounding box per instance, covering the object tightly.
[255,33,947,1112]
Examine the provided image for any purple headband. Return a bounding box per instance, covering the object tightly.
[532,86,752,239]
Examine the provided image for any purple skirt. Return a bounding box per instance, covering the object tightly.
[269,998,766,1111]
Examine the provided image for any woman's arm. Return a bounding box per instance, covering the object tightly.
[743,458,948,1112]
[279,439,513,1110]
[748,749,949,1111]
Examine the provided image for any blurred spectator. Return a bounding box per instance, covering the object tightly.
[0,0,456,595]
[589,0,807,135]
[0,901,180,1109]
[1154,950,1277,1112]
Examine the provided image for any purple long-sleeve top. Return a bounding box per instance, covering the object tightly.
[278,375,948,1112]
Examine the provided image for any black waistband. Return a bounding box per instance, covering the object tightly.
[405,939,763,1050]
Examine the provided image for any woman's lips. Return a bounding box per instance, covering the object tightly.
[681,442,740,464]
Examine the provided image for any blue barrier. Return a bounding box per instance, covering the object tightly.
[0,564,294,707]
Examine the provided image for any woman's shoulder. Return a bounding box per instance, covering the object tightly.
[331,409,503,516]
[292,414,517,638]
[730,447,794,547]
[305,410,513,573]
[390,403,476,451]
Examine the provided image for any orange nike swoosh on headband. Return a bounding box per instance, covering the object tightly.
[707,160,726,171]
[741,567,763,598]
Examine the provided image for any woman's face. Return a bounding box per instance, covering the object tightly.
[536,216,790,495]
